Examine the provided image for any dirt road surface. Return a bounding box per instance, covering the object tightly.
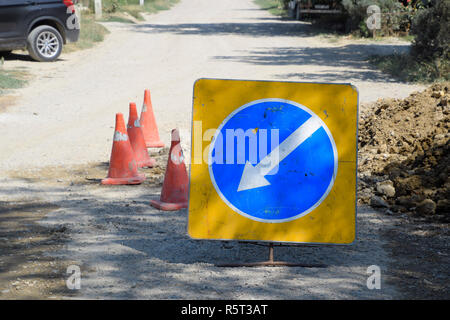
[2,0,446,300]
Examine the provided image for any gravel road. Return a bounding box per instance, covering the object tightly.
[3,173,399,299]
[0,0,436,300]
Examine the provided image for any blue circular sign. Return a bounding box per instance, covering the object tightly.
[209,98,338,223]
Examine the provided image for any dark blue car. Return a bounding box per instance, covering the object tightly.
[0,0,80,61]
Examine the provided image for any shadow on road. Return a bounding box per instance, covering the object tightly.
[1,52,34,62]
[1,51,66,63]
[2,166,447,299]
[132,20,317,38]
[0,200,77,299]
[214,45,408,82]
[131,20,410,83]
[214,45,409,67]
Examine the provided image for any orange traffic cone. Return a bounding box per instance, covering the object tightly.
[140,89,165,148]
[127,102,156,168]
[150,129,188,210]
[102,113,146,185]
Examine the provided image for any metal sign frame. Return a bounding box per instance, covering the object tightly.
[188,78,359,246]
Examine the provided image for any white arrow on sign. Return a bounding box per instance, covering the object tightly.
[237,116,323,192]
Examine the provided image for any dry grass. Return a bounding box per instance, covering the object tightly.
[0,67,28,95]
[63,13,110,53]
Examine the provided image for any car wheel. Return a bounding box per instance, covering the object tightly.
[27,25,63,62]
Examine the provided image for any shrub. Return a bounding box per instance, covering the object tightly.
[342,0,414,36]
[369,0,449,82]
[410,0,450,61]
[370,53,450,82]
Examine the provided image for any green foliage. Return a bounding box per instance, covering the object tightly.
[0,69,27,94]
[342,0,416,37]
[64,13,109,52]
[369,0,449,83]
[410,0,450,61]
[253,0,290,16]
[370,53,450,83]
[358,19,370,37]
[103,0,121,13]
[97,0,179,21]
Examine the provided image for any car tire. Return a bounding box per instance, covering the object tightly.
[27,25,63,62]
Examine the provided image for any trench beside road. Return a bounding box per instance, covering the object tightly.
[1,0,442,300]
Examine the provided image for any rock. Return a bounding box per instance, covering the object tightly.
[376,180,396,197]
[387,167,402,180]
[436,199,450,214]
[415,199,436,216]
[396,196,416,209]
[422,189,435,197]
[358,179,368,188]
[394,175,422,196]
[359,188,373,202]
[370,195,389,208]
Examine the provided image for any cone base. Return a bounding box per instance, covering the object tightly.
[146,141,165,148]
[137,158,156,168]
[150,199,188,211]
[101,173,146,185]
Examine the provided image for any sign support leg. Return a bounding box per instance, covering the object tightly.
[268,243,274,263]
[216,242,326,268]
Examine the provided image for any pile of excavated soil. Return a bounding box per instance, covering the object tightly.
[358,82,449,221]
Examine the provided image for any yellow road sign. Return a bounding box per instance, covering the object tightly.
[188,79,358,244]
